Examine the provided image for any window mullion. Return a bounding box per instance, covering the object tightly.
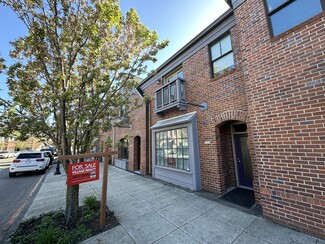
[212,49,233,63]
[267,0,294,15]
[219,42,223,57]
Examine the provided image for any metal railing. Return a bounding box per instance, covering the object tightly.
[154,78,187,114]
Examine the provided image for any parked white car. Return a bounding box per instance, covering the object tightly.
[0,151,13,159]
[9,151,50,177]
[40,150,54,165]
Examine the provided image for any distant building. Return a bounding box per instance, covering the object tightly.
[0,137,16,151]
[101,78,149,175]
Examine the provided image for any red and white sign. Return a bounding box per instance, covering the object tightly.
[67,160,99,186]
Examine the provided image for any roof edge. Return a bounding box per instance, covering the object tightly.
[225,0,233,8]
[140,8,233,87]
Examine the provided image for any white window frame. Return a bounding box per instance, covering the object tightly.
[163,69,184,85]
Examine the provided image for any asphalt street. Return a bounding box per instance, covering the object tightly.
[0,158,47,242]
[0,158,11,170]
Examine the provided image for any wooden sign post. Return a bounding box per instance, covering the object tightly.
[58,147,117,228]
[100,144,110,228]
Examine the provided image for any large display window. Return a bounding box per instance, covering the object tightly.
[151,112,201,190]
[155,128,189,171]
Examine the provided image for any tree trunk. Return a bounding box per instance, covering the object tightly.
[66,184,79,225]
[61,95,79,224]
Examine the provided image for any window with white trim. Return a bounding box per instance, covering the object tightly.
[265,0,324,36]
[210,34,234,76]
[163,69,183,85]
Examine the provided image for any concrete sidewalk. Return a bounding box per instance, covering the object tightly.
[24,163,324,244]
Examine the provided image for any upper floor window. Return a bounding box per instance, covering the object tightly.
[265,0,324,36]
[120,104,126,117]
[119,105,129,125]
[163,69,183,85]
[210,34,234,76]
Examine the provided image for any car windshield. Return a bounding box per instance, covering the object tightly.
[17,153,42,159]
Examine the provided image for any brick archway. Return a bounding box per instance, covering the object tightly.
[211,110,248,126]
[209,109,250,195]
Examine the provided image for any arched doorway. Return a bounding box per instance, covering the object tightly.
[134,136,141,172]
[212,110,256,207]
[218,121,255,208]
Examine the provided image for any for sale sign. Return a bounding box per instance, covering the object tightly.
[67,160,99,186]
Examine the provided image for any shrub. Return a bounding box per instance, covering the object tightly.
[34,226,62,244]
[82,195,100,211]
[10,200,119,243]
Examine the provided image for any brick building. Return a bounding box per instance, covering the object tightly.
[104,0,325,238]
[100,85,149,175]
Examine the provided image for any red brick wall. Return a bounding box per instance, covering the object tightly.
[219,123,236,189]
[234,0,325,238]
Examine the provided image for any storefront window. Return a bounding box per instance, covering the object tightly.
[155,127,189,171]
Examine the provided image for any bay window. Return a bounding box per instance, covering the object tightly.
[151,112,201,190]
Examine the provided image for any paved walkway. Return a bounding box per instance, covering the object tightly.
[24,163,324,244]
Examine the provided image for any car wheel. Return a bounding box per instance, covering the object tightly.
[9,172,16,177]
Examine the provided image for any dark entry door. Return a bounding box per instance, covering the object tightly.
[234,134,253,188]
[134,136,141,171]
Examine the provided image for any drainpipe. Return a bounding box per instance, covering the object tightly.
[146,100,151,175]
[112,125,116,163]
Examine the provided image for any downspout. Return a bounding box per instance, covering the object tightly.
[146,100,151,175]
[112,125,116,163]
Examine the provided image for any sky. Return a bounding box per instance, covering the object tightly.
[0,0,229,100]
